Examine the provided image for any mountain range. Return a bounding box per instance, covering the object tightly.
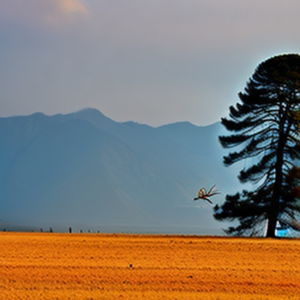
[0,108,241,234]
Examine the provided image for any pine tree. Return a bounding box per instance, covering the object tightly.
[214,54,300,237]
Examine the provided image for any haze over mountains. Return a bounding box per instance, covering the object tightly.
[0,108,240,234]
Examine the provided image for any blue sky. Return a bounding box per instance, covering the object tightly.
[1,0,300,126]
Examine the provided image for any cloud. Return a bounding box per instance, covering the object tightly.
[0,0,89,28]
[89,0,300,58]
[2,0,300,126]
[44,0,89,26]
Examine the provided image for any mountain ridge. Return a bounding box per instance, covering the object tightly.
[0,108,238,234]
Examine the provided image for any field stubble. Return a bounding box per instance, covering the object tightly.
[1,232,300,299]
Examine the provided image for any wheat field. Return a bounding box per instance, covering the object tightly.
[1,232,300,299]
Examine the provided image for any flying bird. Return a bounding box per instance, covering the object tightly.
[193,185,219,204]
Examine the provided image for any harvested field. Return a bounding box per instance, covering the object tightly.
[1,232,300,299]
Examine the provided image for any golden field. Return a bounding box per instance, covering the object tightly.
[1,232,300,299]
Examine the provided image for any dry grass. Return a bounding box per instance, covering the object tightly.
[1,232,300,299]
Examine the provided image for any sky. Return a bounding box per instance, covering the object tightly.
[1,0,300,126]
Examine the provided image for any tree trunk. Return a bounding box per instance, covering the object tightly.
[266,213,277,237]
[266,103,289,238]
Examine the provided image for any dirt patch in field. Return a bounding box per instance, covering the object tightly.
[0,232,300,299]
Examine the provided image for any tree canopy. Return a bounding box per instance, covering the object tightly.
[214,54,300,237]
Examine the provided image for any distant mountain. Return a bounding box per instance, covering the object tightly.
[0,108,240,234]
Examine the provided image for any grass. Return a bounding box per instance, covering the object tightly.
[1,232,300,299]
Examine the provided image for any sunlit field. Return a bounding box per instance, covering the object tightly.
[1,232,300,299]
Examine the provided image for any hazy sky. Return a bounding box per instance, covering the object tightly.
[1,0,300,126]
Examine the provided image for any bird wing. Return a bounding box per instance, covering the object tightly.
[207,185,215,194]
[204,197,213,204]
[208,185,220,197]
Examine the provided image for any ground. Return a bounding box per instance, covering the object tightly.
[1,232,300,299]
